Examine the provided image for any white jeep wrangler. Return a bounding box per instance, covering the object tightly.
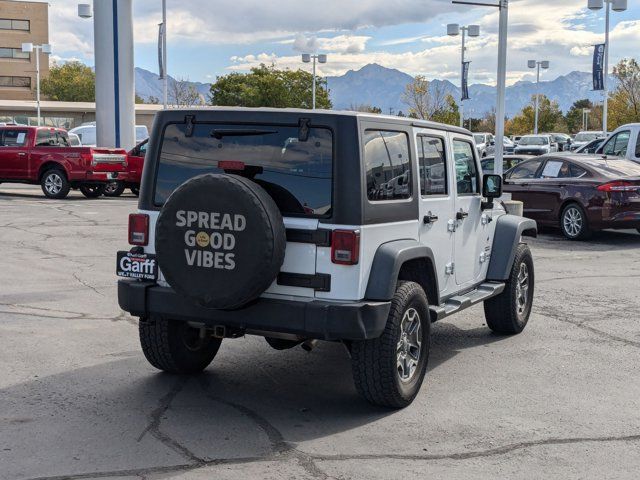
[117,108,537,408]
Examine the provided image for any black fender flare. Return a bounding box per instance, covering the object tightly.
[487,214,537,281]
[365,239,438,302]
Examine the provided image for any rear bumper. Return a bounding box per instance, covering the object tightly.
[118,280,390,341]
[69,171,131,183]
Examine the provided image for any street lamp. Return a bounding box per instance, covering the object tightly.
[447,23,480,128]
[528,59,550,135]
[588,0,627,134]
[302,53,327,110]
[21,42,51,126]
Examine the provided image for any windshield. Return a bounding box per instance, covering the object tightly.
[155,123,333,217]
[519,136,548,146]
[473,134,485,144]
[575,133,600,142]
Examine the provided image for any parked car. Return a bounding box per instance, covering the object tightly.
[68,132,82,147]
[481,155,533,173]
[514,135,557,156]
[104,138,147,197]
[511,135,523,145]
[503,154,640,239]
[545,133,572,152]
[473,132,495,157]
[574,138,605,154]
[569,131,606,151]
[0,126,128,199]
[69,124,149,147]
[117,108,537,408]
[596,123,640,163]
[503,136,516,154]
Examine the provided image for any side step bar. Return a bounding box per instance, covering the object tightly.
[429,282,505,322]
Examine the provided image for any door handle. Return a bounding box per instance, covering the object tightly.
[456,211,469,221]
[18,152,27,156]
[423,214,439,224]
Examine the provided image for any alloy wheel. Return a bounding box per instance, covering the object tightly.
[396,308,422,382]
[44,173,63,195]
[563,207,583,238]
[515,263,529,315]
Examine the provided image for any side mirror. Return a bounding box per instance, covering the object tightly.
[483,174,502,199]
[490,140,496,146]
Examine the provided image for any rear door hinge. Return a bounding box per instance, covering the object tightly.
[447,219,456,232]
[445,262,455,275]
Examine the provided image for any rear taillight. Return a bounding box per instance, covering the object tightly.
[331,230,360,265]
[597,181,640,192]
[80,152,93,166]
[128,214,149,246]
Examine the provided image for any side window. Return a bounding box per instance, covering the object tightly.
[508,159,543,179]
[56,132,70,147]
[453,139,479,195]
[540,160,566,178]
[1,129,28,147]
[603,131,630,157]
[569,163,588,178]
[35,129,55,146]
[417,135,447,195]
[636,132,640,158]
[364,130,412,201]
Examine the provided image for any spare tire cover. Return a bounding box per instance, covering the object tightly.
[155,174,286,309]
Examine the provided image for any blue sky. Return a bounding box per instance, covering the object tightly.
[44,0,640,86]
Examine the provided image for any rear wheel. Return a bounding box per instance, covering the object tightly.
[104,181,126,197]
[130,186,140,196]
[351,281,430,408]
[139,317,222,374]
[79,184,106,198]
[484,243,534,335]
[560,203,591,240]
[41,169,71,199]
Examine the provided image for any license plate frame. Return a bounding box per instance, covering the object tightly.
[116,251,158,281]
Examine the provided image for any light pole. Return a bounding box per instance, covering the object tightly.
[21,42,51,126]
[161,0,168,108]
[527,59,550,134]
[588,0,627,134]
[447,23,480,128]
[302,54,327,110]
[583,108,591,130]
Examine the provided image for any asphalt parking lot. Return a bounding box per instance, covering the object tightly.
[1,184,639,480]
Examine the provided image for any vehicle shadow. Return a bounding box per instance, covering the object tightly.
[1,320,506,476]
[0,190,137,201]
[535,228,640,251]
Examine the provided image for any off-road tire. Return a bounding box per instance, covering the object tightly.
[351,281,430,409]
[139,316,222,374]
[41,169,71,199]
[79,184,106,198]
[104,181,126,197]
[560,203,592,240]
[484,243,534,335]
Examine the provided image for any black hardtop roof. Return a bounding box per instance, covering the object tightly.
[153,107,471,136]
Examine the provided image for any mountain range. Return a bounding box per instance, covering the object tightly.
[134,63,612,118]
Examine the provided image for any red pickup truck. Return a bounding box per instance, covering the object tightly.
[104,138,146,197]
[0,126,129,199]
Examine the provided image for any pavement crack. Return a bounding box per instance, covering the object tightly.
[72,272,106,297]
[137,377,204,465]
[534,305,640,348]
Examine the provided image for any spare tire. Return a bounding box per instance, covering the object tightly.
[155,174,286,309]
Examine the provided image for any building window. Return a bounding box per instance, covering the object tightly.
[0,47,30,60]
[0,19,30,31]
[0,76,31,88]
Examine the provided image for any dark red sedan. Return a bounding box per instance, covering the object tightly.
[503,154,640,239]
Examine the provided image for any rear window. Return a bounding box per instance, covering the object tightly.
[155,123,333,217]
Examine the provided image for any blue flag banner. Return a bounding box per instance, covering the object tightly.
[593,43,605,91]
[462,61,470,101]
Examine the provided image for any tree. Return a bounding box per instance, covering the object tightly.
[41,61,95,102]
[431,94,460,126]
[170,77,204,107]
[608,58,640,129]
[209,64,332,109]
[507,95,564,135]
[565,99,593,133]
[402,76,446,120]
[349,103,382,114]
